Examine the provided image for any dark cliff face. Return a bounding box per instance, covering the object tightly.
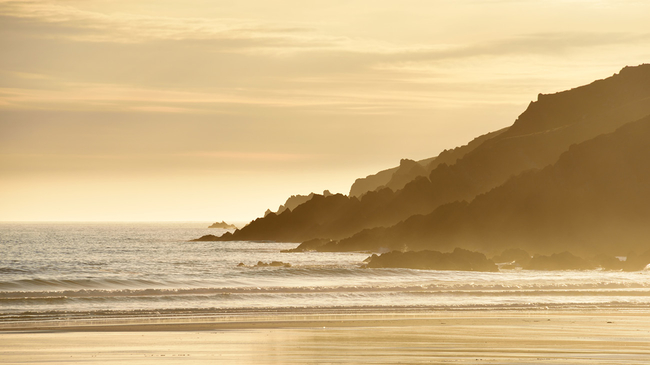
[329,114,650,256]
[208,64,650,252]
[348,167,399,199]
[348,127,508,199]
[348,157,436,198]
[421,64,650,211]
[506,65,650,137]
[268,190,333,216]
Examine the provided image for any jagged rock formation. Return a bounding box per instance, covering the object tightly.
[313,113,650,256]
[363,248,650,272]
[525,252,596,271]
[349,157,435,198]
[383,159,428,192]
[195,65,650,255]
[208,221,237,229]
[348,166,401,199]
[348,127,508,198]
[211,192,357,242]
[192,234,221,241]
[254,261,291,268]
[266,190,333,216]
[363,248,498,272]
[491,248,532,267]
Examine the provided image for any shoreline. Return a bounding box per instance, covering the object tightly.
[3,304,649,332]
[1,309,649,364]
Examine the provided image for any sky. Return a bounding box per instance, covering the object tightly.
[1,0,649,222]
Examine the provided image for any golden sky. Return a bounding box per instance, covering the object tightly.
[1,0,649,221]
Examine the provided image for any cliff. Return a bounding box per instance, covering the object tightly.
[348,157,433,198]
[348,127,508,198]
[195,64,650,250]
[266,190,333,216]
[313,113,650,256]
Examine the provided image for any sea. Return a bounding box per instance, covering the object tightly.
[1,222,649,325]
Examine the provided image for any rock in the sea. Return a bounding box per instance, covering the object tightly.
[525,252,595,270]
[492,248,532,268]
[364,248,498,272]
[623,251,650,271]
[208,221,237,229]
[595,250,650,271]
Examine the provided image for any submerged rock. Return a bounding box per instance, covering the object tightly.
[255,261,291,268]
[236,261,292,268]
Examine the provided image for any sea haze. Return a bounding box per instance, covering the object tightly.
[1,222,649,324]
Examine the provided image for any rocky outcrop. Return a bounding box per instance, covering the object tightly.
[348,167,400,199]
[525,252,595,271]
[363,248,498,272]
[491,248,532,267]
[195,65,650,253]
[348,127,508,199]
[208,221,237,229]
[281,238,336,252]
[595,251,650,271]
[237,261,292,268]
[312,113,650,257]
[191,234,220,241]
[255,261,291,268]
[266,190,333,216]
[382,159,428,192]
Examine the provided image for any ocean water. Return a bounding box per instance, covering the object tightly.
[1,222,649,324]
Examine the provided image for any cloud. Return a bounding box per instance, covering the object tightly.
[0,1,338,49]
[6,0,645,58]
[370,31,650,66]
[2,0,649,115]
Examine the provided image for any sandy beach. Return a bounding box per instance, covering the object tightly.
[2,310,649,364]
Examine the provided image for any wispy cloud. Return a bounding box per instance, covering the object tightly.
[0,0,338,50]
[375,32,650,63]
[2,0,649,114]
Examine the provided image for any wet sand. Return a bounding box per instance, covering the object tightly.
[2,310,649,364]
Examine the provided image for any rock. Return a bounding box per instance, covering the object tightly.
[190,234,220,241]
[208,221,237,229]
[492,248,532,267]
[593,254,626,270]
[621,250,650,271]
[525,252,595,270]
[254,261,291,268]
[364,248,498,272]
[281,238,334,252]
[229,65,650,256]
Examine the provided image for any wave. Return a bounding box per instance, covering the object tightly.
[3,267,650,292]
[2,282,649,301]
[0,278,173,291]
[0,267,31,274]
